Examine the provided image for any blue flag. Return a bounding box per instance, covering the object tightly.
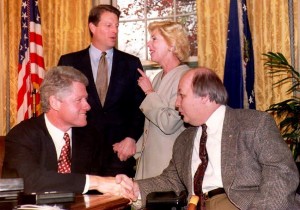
[224,0,256,109]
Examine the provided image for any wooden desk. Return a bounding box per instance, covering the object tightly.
[0,194,130,210]
[69,194,130,210]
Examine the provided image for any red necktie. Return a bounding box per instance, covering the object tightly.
[193,124,208,210]
[58,133,71,173]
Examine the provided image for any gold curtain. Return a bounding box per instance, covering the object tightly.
[0,0,92,135]
[1,0,298,134]
[196,0,297,111]
[196,0,230,79]
[39,0,92,69]
[0,1,7,135]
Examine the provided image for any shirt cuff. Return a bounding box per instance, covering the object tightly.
[131,193,142,209]
[83,175,89,194]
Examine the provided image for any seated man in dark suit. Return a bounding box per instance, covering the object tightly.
[119,67,300,210]
[3,66,130,195]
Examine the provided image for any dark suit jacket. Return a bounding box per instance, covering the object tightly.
[137,107,300,210]
[58,47,145,176]
[3,114,102,194]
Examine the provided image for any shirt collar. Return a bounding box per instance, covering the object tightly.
[205,105,226,134]
[90,44,113,61]
[44,114,72,140]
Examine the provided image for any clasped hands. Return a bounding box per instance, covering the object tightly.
[91,174,139,202]
[113,137,136,161]
[115,174,140,202]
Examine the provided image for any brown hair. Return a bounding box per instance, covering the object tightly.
[88,4,121,37]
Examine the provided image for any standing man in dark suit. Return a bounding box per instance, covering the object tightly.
[120,67,300,209]
[58,4,145,177]
[4,66,130,194]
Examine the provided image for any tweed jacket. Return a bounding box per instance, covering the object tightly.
[137,107,300,209]
[4,114,102,193]
[135,64,189,179]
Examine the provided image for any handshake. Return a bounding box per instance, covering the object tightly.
[115,174,140,202]
[89,174,140,202]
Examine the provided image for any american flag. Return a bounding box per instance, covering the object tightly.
[17,0,45,122]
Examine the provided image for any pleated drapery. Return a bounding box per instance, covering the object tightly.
[196,0,297,111]
[0,0,298,134]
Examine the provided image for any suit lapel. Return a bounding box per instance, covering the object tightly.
[105,48,124,107]
[182,127,198,194]
[81,47,103,108]
[80,48,94,84]
[38,115,59,169]
[221,107,238,191]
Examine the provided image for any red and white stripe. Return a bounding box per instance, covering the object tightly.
[17,0,45,123]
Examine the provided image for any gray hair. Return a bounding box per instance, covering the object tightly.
[192,68,228,105]
[40,66,88,112]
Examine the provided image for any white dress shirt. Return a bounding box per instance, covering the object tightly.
[191,105,226,194]
[45,114,72,159]
[44,114,89,193]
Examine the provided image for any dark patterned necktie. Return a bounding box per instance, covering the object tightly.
[96,52,108,105]
[58,133,71,173]
[193,124,208,210]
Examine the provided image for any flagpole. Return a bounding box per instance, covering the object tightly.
[32,89,36,118]
[298,0,300,76]
[288,0,297,99]
[288,0,295,69]
[5,0,10,131]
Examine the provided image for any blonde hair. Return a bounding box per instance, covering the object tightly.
[148,21,190,61]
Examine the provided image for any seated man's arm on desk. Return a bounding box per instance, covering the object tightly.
[89,175,121,195]
[117,129,190,207]
[4,127,81,193]
[116,156,186,208]
[4,122,120,195]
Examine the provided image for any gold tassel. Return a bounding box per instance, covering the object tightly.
[187,195,199,210]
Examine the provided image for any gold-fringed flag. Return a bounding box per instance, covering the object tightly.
[17,0,45,122]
